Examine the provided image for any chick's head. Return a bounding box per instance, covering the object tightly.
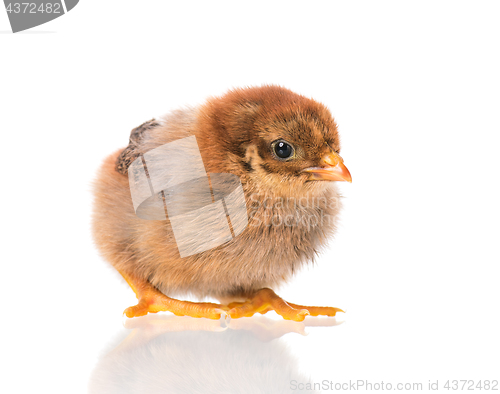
[199,85,351,195]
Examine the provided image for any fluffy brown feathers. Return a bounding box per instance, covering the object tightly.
[92,85,350,318]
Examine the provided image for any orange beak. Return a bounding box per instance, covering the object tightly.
[302,152,352,182]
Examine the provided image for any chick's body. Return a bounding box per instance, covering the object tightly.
[92,86,349,319]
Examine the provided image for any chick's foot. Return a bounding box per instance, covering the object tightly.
[227,288,343,322]
[119,271,227,319]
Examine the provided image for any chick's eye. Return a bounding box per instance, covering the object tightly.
[273,140,294,160]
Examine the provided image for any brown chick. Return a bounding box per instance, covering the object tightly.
[92,85,351,321]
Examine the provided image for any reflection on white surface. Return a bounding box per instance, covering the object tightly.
[89,315,342,393]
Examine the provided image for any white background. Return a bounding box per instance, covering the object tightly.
[1,1,499,393]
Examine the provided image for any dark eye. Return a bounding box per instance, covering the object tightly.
[272,140,294,160]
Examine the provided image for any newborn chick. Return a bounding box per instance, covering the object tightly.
[92,85,351,321]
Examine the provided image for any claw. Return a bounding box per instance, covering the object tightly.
[226,288,341,322]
